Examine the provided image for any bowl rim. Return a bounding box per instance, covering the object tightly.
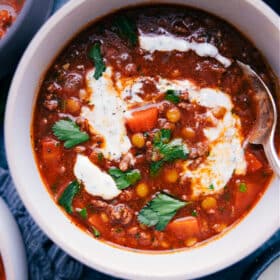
[0,197,27,280]
[0,0,32,49]
[4,0,280,279]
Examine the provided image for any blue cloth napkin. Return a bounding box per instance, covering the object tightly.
[0,1,279,279]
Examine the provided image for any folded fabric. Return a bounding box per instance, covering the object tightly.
[0,167,83,280]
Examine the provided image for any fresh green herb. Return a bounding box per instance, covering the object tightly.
[58,181,80,213]
[92,226,100,238]
[138,193,188,231]
[97,152,104,162]
[52,119,89,148]
[208,184,215,191]
[89,43,106,80]
[165,89,180,104]
[239,182,247,193]
[150,130,188,176]
[114,15,137,45]
[191,210,198,217]
[79,208,87,219]
[108,168,141,190]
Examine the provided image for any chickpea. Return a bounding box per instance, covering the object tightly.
[136,183,149,198]
[165,169,179,183]
[201,197,217,210]
[100,212,109,223]
[185,237,198,247]
[182,127,195,139]
[66,97,81,113]
[131,133,145,148]
[166,107,181,123]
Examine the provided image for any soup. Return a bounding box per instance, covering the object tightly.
[0,255,5,280]
[0,0,24,38]
[32,5,279,251]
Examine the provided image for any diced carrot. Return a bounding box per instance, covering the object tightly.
[245,151,262,173]
[235,182,258,215]
[166,217,200,240]
[126,107,158,132]
[41,137,62,167]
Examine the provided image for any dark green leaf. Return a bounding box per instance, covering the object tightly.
[239,182,247,193]
[137,193,187,231]
[191,210,198,217]
[79,208,87,219]
[150,131,188,175]
[89,43,106,80]
[92,226,100,237]
[208,184,215,190]
[58,181,80,213]
[150,161,164,176]
[108,168,141,190]
[52,119,89,148]
[165,89,180,104]
[138,208,159,227]
[114,15,137,45]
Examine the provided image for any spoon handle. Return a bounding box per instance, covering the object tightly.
[263,136,280,177]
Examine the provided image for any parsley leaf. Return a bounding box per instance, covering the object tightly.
[89,43,106,80]
[114,15,137,46]
[52,119,89,148]
[150,130,188,175]
[208,184,215,190]
[138,193,188,231]
[239,183,247,193]
[79,208,87,219]
[108,167,141,190]
[92,226,100,238]
[165,89,180,104]
[58,181,80,213]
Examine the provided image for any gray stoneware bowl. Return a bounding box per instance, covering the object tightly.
[0,0,53,78]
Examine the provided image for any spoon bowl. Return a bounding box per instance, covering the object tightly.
[237,61,280,177]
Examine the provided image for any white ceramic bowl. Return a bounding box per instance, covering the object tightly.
[5,0,280,279]
[0,198,27,280]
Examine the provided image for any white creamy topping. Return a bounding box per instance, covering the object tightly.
[155,76,246,196]
[74,154,121,200]
[139,33,231,67]
[83,68,131,160]
[184,111,246,197]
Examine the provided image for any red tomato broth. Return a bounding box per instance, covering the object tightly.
[0,255,5,280]
[32,5,279,251]
[0,0,24,38]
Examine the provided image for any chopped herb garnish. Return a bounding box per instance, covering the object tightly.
[79,208,87,219]
[89,43,106,80]
[239,182,247,193]
[138,193,188,231]
[165,89,180,104]
[150,130,188,176]
[58,181,80,213]
[52,119,89,148]
[97,152,104,162]
[114,15,137,45]
[191,209,198,217]
[208,184,215,191]
[108,167,141,190]
[92,226,100,238]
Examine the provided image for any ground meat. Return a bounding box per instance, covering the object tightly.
[43,100,58,111]
[137,231,152,246]
[107,204,133,225]
[91,199,108,210]
[189,142,209,159]
[119,153,135,171]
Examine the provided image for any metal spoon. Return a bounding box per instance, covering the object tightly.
[237,61,280,177]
